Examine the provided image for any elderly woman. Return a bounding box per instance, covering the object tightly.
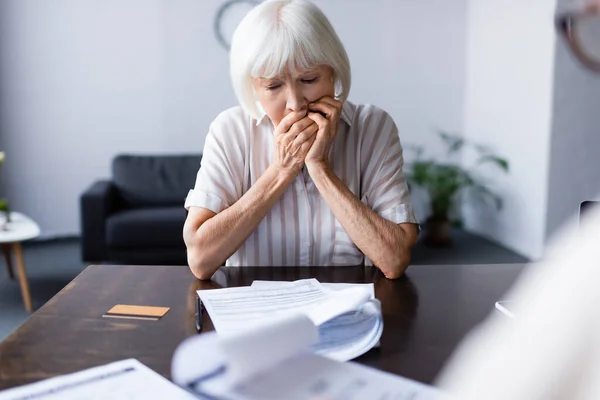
[183,0,419,280]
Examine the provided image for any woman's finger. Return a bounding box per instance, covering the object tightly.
[308,98,341,119]
[277,117,314,149]
[307,102,335,119]
[289,117,316,135]
[316,96,342,110]
[274,111,306,137]
[297,133,318,158]
[294,122,319,144]
[307,111,328,129]
[288,123,319,156]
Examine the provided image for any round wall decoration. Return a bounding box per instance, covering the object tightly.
[214,0,260,51]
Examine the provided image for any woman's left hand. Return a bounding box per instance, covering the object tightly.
[305,96,343,169]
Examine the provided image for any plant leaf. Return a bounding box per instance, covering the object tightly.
[449,138,464,154]
[476,155,509,172]
[437,131,464,154]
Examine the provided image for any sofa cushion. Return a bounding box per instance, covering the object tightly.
[106,207,187,248]
[112,154,201,207]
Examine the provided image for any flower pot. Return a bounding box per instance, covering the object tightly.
[424,217,452,247]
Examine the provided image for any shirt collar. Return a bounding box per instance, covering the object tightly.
[255,100,355,127]
[340,100,355,127]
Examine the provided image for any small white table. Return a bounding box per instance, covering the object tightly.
[0,212,40,312]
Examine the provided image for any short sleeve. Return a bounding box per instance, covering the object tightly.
[360,108,419,226]
[184,111,245,213]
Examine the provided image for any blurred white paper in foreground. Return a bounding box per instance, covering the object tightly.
[172,313,444,400]
[0,359,196,400]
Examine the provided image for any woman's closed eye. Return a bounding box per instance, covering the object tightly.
[266,83,282,91]
[301,77,319,84]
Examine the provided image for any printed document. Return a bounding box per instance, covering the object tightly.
[197,279,382,361]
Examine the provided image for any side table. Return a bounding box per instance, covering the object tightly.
[0,212,41,312]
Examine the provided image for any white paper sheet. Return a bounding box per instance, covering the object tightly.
[249,280,381,359]
[312,299,382,360]
[199,279,374,332]
[172,314,319,394]
[0,359,196,400]
[251,280,375,298]
[197,279,382,361]
[231,352,445,400]
[221,313,318,385]
[198,278,336,334]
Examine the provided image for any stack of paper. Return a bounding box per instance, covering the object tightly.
[197,278,383,361]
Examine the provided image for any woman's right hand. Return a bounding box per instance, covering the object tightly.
[272,111,319,176]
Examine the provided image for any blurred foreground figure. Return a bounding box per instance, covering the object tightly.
[437,2,600,399]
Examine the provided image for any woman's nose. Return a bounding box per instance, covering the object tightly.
[286,88,307,113]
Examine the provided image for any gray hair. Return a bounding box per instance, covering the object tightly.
[230,0,351,120]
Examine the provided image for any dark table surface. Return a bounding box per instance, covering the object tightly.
[0,263,525,390]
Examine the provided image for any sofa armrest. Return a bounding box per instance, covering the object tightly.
[80,180,119,262]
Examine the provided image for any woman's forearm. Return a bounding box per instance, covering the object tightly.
[307,162,417,279]
[187,165,295,279]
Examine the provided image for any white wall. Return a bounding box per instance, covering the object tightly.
[462,0,557,260]
[0,0,467,238]
[316,0,467,156]
[0,0,235,237]
[545,18,600,239]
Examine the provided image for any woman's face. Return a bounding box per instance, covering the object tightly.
[252,65,335,127]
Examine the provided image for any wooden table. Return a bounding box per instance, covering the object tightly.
[0,263,525,390]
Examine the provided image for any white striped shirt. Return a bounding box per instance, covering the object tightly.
[185,101,418,266]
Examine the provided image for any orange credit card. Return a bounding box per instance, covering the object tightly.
[103,304,170,321]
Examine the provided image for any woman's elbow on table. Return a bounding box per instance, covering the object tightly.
[380,251,411,280]
[183,207,221,280]
[186,246,220,280]
[380,226,418,279]
[183,230,219,280]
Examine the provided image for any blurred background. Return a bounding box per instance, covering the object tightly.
[0,0,599,336]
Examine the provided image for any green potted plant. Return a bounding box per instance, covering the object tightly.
[405,131,509,247]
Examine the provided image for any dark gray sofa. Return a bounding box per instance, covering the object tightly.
[80,154,202,265]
